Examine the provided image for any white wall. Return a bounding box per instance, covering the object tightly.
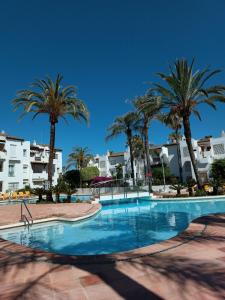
[0,135,62,192]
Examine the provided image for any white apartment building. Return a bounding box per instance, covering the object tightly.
[179,131,225,182]
[91,131,225,184]
[90,150,145,182]
[0,132,62,192]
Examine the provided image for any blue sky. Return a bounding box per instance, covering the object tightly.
[1,0,225,164]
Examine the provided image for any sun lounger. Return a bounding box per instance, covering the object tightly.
[24,191,30,198]
[11,192,18,199]
[3,193,10,200]
[18,192,25,198]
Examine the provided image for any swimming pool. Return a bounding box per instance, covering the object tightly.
[60,195,91,202]
[1,198,225,255]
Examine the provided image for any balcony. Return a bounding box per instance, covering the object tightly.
[30,155,48,164]
[198,156,212,164]
[151,157,161,166]
[32,172,48,181]
[0,151,6,161]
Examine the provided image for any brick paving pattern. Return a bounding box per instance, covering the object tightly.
[0,203,100,226]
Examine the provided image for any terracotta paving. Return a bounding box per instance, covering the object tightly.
[0,203,100,226]
[0,203,225,299]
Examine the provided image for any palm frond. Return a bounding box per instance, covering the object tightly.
[12,74,89,125]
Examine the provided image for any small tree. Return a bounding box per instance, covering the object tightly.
[115,164,123,179]
[186,178,196,197]
[64,170,81,189]
[170,183,186,196]
[53,174,67,202]
[210,159,225,194]
[152,166,173,185]
[33,188,46,202]
[81,167,99,185]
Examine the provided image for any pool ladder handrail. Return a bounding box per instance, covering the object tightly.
[20,200,33,228]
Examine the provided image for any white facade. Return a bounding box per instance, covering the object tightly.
[89,150,145,182]
[179,131,225,182]
[90,131,225,184]
[0,133,62,192]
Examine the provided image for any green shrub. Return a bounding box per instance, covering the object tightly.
[81,167,100,183]
[195,189,207,197]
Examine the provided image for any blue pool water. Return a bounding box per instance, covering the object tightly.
[1,198,225,255]
[60,195,91,202]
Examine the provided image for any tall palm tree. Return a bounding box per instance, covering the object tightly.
[13,74,89,200]
[134,93,163,192]
[106,112,139,186]
[162,113,183,183]
[155,59,225,189]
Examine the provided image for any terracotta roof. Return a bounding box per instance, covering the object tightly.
[197,136,211,146]
[108,152,125,157]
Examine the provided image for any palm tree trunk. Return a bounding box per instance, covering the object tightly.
[79,168,82,189]
[143,123,152,192]
[175,134,183,183]
[183,115,201,189]
[47,121,56,201]
[127,130,135,186]
[141,136,147,184]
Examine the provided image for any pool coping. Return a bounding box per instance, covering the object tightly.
[0,204,102,230]
[152,194,225,201]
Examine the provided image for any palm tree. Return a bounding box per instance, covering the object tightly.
[155,59,225,189]
[131,135,146,181]
[134,93,163,192]
[163,113,183,183]
[106,112,139,186]
[67,147,93,170]
[13,74,89,201]
[67,146,93,188]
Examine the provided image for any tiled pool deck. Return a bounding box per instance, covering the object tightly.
[0,203,225,299]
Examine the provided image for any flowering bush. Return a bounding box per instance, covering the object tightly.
[91,176,112,185]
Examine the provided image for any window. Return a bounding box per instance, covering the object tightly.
[9,144,17,158]
[32,164,45,173]
[8,182,19,191]
[23,149,27,157]
[213,144,225,155]
[8,164,15,177]
[100,161,106,168]
[23,180,29,187]
[23,164,28,174]
[0,142,5,152]
[0,161,3,172]
[109,159,117,165]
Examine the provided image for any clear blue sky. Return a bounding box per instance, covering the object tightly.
[1,0,225,165]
